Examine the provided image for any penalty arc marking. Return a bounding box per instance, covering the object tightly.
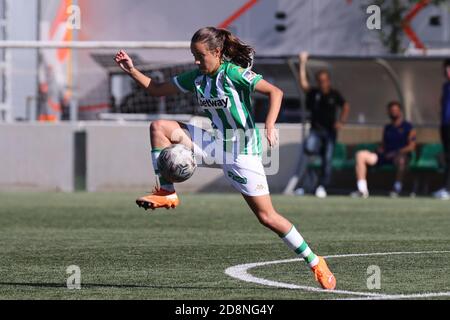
[225,250,450,299]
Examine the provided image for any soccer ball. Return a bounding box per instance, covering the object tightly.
[157,144,197,183]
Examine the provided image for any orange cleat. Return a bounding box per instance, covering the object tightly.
[136,188,179,210]
[312,256,336,290]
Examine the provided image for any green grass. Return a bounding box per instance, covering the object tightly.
[0,192,449,299]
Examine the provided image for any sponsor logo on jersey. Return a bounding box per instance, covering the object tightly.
[242,69,257,83]
[198,96,230,109]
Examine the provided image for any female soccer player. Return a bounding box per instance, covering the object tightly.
[114,26,336,290]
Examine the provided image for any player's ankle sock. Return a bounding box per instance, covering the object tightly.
[357,179,368,194]
[393,181,402,193]
[281,225,319,268]
[151,148,175,192]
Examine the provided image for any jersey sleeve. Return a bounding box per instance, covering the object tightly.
[172,69,198,93]
[405,122,415,138]
[226,64,263,92]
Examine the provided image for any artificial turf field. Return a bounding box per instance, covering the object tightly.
[0,192,449,300]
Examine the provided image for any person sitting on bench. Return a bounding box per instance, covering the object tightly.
[351,101,417,198]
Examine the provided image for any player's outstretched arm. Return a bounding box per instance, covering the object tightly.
[255,79,283,148]
[114,49,178,97]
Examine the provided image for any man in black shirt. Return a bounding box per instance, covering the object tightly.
[291,52,350,198]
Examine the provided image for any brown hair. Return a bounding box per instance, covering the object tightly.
[315,69,330,81]
[387,101,402,111]
[191,27,254,68]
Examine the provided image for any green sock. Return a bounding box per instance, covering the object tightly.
[281,226,319,268]
[151,148,175,192]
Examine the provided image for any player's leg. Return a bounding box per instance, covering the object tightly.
[242,193,291,234]
[224,154,335,289]
[242,193,336,290]
[150,120,194,191]
[150,119,193,150]
[136,120,193,210]
[352,150,378,197]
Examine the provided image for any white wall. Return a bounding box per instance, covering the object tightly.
[0,122,75,191]
[0,122,305,193]
[85,122,304,193]
[0,122,441,193]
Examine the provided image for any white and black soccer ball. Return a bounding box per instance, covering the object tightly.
[157,144,197,183]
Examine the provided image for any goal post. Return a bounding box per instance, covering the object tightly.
[0,41,191,49]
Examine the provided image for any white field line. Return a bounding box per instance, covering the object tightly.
[336,292,450,300]
[225,250,450,299]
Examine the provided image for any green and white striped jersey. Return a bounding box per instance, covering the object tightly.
[172,61,263,156]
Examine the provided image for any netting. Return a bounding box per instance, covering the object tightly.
[1,42,449,126]
[110,63,199,115]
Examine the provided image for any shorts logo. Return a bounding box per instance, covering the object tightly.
[227,171,247,185]
[198,96,229,109]
[255,184,266,191]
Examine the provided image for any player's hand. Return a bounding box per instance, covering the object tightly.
[265,125,279,148]
[299,51,309,63]
[114,50,134,74]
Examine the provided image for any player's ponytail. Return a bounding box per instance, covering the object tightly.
[219,29,254,68]
[191,27,255,69]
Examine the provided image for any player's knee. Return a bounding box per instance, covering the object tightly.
[356,150,366,163]
[150,120,166,134]
[256,210,276,228]
[150,120,160,132]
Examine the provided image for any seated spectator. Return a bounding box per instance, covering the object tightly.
[351,101,417,198]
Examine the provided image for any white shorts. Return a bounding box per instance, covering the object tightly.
[185,123,270,197]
